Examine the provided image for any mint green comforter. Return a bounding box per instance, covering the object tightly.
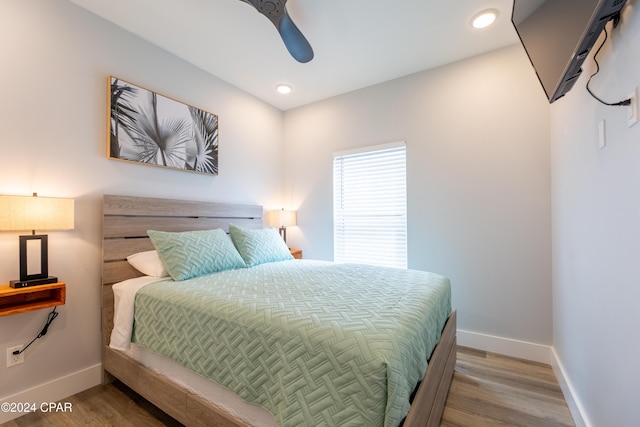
[132,260,451,427]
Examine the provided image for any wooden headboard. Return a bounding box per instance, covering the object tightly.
[101,194,263,349]
[102,194,263,285]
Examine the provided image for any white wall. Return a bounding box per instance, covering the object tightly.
[0,0,283,417]
[283,45,553,353]
[551,4,640,427]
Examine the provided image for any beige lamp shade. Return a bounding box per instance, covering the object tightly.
[0,195,75,231]
[266,209,297,228]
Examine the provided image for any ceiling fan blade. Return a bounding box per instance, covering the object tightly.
[239,0,314,63]
[277,8,314,63]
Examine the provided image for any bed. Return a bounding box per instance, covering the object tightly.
[101,194,457,427]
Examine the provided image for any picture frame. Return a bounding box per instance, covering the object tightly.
[108,76,218,176]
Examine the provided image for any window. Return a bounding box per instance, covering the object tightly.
[333,141,407,268]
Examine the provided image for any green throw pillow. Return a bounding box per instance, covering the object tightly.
[147,229,245,281]
[229,224,293,267]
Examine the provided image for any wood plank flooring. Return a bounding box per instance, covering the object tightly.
[2,346,574,427]
[441,347,574,426]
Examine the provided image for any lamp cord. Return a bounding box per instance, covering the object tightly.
[13,307,59,356]
[586,18,631,107]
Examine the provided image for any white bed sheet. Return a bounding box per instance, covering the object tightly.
[109,276,277,427]
[110,276,162,350]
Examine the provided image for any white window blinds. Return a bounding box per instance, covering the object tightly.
[333,141,407,268]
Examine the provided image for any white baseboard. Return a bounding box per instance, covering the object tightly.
[0,363,102,424]
[457,329,552,364]
[550,348,590,427]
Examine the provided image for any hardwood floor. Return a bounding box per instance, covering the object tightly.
[441,347,574,427]
[2,380,182,427]
[2,347,574,427]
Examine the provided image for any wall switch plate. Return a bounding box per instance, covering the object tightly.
[599,119,606,149]
[628,87,638,127]
[7,345,24,367]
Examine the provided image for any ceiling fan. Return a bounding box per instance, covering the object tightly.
[238,0,314,63]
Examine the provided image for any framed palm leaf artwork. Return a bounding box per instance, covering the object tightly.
[108,76,218,176]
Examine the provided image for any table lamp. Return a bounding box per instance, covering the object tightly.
[267,209,297,245]
[0,193,74,288]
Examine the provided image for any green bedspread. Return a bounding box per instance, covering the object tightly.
[131,260,451,427]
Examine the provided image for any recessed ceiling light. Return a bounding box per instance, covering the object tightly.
[276,84,292,95]
[472,9,498,29]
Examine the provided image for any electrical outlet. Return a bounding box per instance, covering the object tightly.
[7,345,24,367]
[628,87,638,127]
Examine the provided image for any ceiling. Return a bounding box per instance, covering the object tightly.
[68,0,520,110]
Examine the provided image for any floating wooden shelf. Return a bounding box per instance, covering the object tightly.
[0,282,66,316]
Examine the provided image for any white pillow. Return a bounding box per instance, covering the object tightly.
[126,250,169,278]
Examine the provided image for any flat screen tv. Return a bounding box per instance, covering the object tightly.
[512,0,627,103]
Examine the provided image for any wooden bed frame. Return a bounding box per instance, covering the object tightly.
[101,194,456,427]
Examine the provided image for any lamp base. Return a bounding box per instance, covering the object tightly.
[10,276,59,289]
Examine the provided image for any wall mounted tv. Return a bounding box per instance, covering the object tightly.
[512,0,627,103]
